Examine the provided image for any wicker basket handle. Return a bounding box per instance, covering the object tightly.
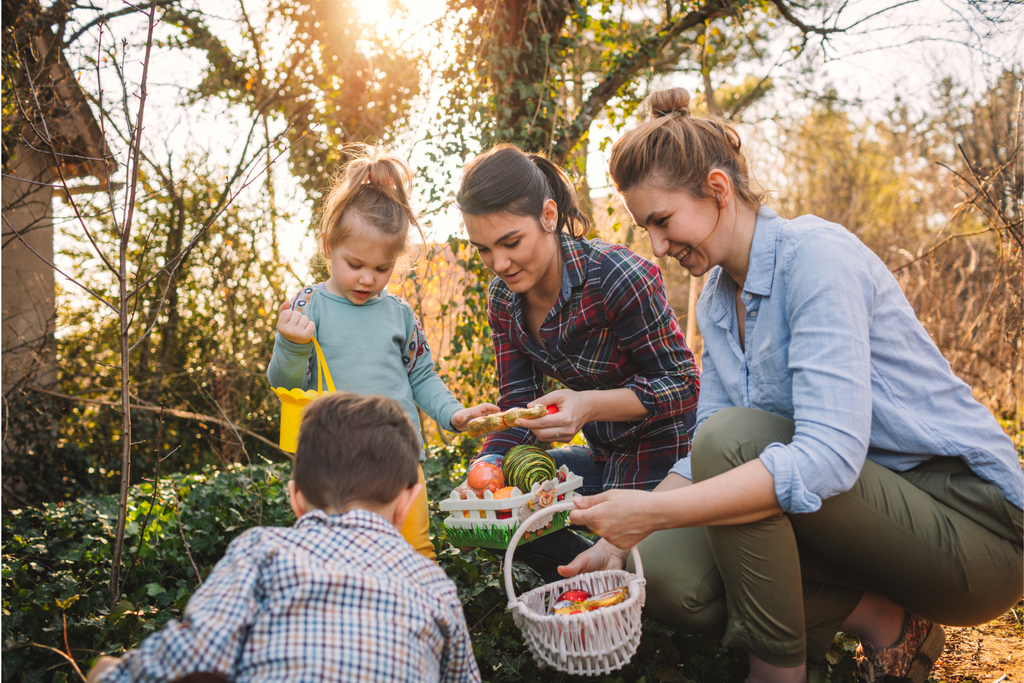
[503,501,644,609]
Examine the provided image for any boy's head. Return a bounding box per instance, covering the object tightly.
[290,392,420,519]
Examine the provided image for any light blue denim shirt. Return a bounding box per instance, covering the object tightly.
[670,208,1023,513]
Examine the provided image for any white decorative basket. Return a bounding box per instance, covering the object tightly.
[439,466,583,549]
[503,502,647,676]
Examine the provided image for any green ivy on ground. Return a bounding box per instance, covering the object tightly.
[3,448,859,683]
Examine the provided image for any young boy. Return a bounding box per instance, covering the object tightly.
[88,393,481,683]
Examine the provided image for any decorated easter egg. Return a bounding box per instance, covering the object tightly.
[467,460,504,493]
[502,445,556,492]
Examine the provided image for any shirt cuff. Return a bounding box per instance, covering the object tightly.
[759,443,823,514]
[668,457,692,480]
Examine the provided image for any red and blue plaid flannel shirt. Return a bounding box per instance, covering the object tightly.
[480,234,700,490]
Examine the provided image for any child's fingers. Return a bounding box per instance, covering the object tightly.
[278,300,293,314]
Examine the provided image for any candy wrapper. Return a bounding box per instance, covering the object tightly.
[466,405,557,438]
[549,587,629,616]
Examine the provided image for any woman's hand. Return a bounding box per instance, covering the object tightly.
[557,538,629,578]
[277,301,316,344]
[451,403,500,432]
[517,388,649,442]
[515,389,590,442]
[569,489,659,550]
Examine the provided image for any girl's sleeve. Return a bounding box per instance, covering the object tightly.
[479,280,545,459]
[266,289,316,390]
[402,303,464,431]
[599,250,700,440]
[757,231,874,514]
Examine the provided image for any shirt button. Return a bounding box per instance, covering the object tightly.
[744,293,752,300]
[750,311,758,318]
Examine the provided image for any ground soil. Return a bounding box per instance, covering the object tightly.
[931,603,1024,683]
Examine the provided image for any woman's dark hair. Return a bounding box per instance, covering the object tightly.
[455,144,590,238]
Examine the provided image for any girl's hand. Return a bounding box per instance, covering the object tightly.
[557,538,629,578]
[515,389,589,442]
[277,301,316,344]
[569,489,658,550]
[451,403,500,432]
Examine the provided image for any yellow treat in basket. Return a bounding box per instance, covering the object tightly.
[466,405,556,438]
[271,338,335,453]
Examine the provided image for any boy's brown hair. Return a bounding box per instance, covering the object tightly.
[293,393,419,510]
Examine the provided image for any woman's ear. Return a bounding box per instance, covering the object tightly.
[707,169,733,207]
[540,198,559,232]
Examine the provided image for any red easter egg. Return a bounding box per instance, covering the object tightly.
[467,461,504,493]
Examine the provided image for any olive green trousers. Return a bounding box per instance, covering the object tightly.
[630,407,1023,667]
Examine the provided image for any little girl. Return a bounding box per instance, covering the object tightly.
[267,145,497,561]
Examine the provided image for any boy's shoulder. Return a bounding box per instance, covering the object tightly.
[272,510,459,600]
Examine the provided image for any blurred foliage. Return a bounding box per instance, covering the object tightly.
[0,158,294,506]
[775,69,1023,425]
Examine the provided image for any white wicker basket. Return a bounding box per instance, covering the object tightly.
[503,502,647,677]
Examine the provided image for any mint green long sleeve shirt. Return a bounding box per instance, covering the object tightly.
[267,284,464,449]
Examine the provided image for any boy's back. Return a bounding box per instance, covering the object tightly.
[97,508,478,683]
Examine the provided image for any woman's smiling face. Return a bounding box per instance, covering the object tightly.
[622,182,725,278]
[463,200,562,295]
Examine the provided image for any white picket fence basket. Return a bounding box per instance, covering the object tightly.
[439,466,583,548]
[502,501,646,676]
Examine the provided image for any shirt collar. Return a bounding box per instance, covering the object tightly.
[295,507,401,537]
[559,232,587,300]
[742,207,782,297]
[315,282,388,306]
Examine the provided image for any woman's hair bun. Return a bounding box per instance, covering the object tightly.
[643,87,691,121]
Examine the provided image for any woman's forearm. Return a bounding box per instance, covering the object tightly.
[582,387,650,422]
[647,459,782,529]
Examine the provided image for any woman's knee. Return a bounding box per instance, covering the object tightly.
[691,408,795,483]
[633,527,727,637]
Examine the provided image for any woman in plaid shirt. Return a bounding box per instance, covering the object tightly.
[455,144,701,581]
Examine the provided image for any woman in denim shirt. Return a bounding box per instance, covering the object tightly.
[561,88,1023,683]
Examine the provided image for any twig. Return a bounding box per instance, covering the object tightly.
[30,387,288,456]
[10,642,87,682]
[120,442,177,592]
[175,503,203,588]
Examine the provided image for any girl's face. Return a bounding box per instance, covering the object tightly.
[464,199,562,295]
[324,218,398,305]
[622,182,725,278]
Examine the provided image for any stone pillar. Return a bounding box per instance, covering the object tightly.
[2,145,57,395]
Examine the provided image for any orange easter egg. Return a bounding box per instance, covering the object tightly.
[493,486,515,500]
[467,461,504,493]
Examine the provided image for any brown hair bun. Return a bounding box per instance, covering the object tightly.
[644,87,691,120]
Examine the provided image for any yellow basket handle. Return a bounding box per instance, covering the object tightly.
[311,338,336,393]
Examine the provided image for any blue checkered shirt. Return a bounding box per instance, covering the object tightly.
[98,509,481,683]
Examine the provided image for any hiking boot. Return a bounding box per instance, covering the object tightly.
[855,612,945,683]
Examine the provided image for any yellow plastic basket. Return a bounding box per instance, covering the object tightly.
[271,338,336,453]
